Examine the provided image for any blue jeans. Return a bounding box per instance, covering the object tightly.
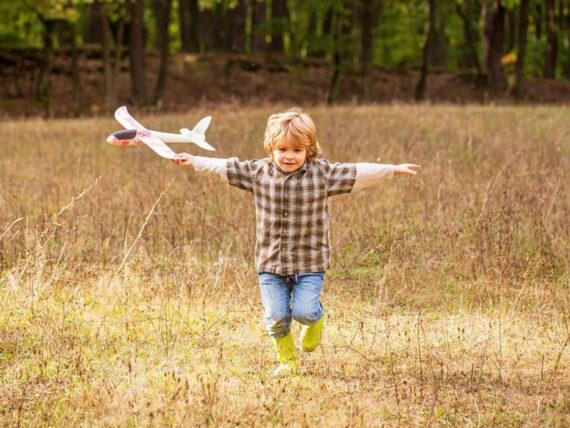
[258,272,325,338]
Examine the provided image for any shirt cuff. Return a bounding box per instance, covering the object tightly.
[191,156,229,182]
[353,163,396,191]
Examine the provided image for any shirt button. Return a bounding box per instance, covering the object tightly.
[284,211,288,217]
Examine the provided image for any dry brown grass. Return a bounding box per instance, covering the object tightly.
[0,104,569,426]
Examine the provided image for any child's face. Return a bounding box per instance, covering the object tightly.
[271,138,307,173]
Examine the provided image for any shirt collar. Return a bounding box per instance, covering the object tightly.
[272,160,307,177]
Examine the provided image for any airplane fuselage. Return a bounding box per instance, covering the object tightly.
[106,129,201,146]
[151,131,202,143]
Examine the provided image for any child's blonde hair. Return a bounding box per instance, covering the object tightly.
[263,107,321,159]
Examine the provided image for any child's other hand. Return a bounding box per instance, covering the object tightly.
[172,152,193,167]
[394,163,421,176]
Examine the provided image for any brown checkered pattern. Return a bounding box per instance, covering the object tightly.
[227,157,357,275]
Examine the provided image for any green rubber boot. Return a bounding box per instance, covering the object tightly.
[272,333,299,376]
[301,314,325,352]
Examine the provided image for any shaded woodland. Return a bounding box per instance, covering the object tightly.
[1,0,570,116]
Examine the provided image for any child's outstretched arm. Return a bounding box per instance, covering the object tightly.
[172,152,229,182]
[353,162,420,191]
[173,152,258,193]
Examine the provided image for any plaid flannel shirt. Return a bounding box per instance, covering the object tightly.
[226,157,357,275]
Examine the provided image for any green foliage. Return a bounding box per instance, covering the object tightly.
[0,0,86,48]
[168,0,182,52]
[0,0,568,80]
[376,0,425,68]
[526,35,546,77]
[0,1,43,48]
[100,0,128,22]
[24,0,83,22]
[440,2,468,70]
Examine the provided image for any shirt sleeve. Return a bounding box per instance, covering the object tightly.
[226,157,259,193]
[191,156,229,182]
[352,163,396,191]
[320,159,357,197]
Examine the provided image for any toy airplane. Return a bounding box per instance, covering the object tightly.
[106,106,215,159]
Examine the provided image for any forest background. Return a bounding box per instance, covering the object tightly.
[1,0,570,117]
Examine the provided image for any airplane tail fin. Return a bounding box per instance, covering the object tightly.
[180,116,211,138]
[180,116,215,151]
[193,116,211,137]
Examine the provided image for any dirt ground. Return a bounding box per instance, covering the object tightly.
[1,50,570,118]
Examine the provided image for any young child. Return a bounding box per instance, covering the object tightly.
[173,108,419,376]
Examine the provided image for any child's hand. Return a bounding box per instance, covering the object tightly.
[394,163,421,176]
[172,152,193,167]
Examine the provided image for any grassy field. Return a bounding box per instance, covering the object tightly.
[0,104,569,426]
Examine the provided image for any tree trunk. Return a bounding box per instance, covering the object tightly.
[251,0,267,52]
[506,9,516,51]
[101,10,117,110]
[558,0,565,32]
[306,8,318,55]
[308,6,333,57]
[100,7,125,112]
[416,0,436,101]
[36,18,56,117]
[66,22,82,116]
[227,0,247,53]
[129,0,146,105]
[515,0,529,100]
[200,3,225,52]
[428,24,448,67]
[215,1,227,51]
[360,0,380,102]
[562,3,570,78]
[269,0,288,53]
[455,0,481,71]
[323,7,334,37]
[535,3,543,39]
[114,20,125,88]
[543,0,557,78]
[84,3,103,44]
[328,45,342,104]
[179,0,200,52]
[152,0,172,107]
[328,4,351,104]
[200,8,213,52]
[483,0,506,93]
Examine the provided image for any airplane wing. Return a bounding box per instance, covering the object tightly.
[115,106,146,131]
[138,132,177,160]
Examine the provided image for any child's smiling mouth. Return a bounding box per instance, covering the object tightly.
[281,162,299,168]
